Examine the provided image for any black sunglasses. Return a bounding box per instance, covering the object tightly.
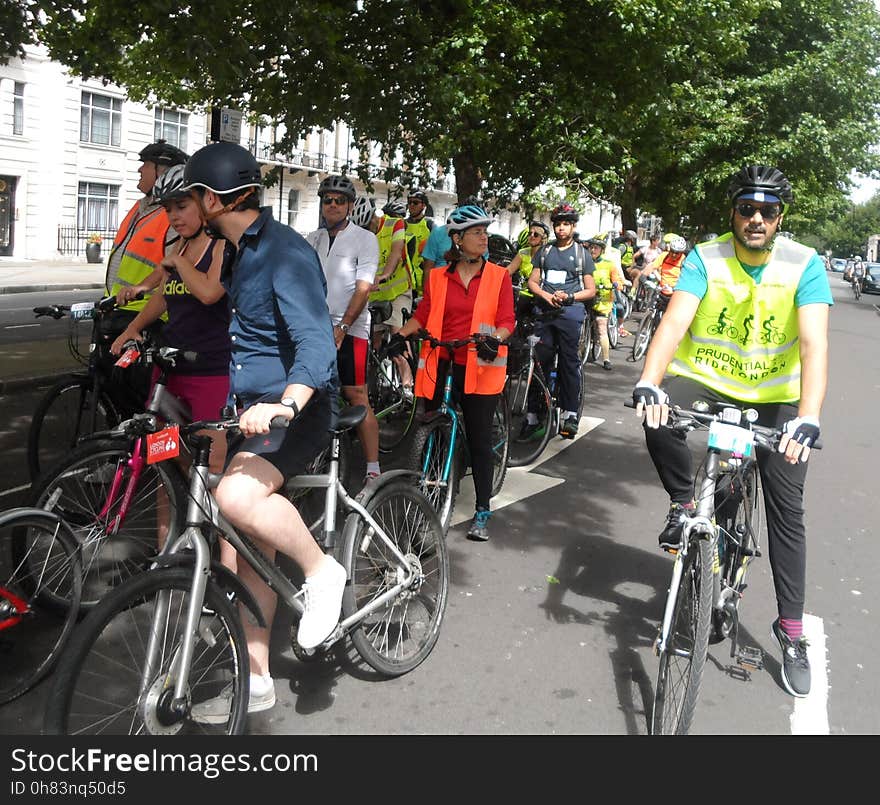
[735,202,781,221]
[529,231,544,237]
[322,196,348,206]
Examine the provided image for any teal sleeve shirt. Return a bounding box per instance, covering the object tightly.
[676,244,833,307]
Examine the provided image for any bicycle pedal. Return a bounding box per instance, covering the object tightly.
[736,645,764,671]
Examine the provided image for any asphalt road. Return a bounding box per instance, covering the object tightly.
[0,274,876,735]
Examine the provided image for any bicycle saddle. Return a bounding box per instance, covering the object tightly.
[332,405,367,433]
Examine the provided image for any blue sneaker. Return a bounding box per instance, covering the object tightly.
[467,509,491,541]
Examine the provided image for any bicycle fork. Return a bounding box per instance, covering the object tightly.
[139,469,213,726]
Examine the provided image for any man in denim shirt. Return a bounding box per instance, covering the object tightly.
[180,142,345,723]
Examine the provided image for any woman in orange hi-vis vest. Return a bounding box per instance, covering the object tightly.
[389,205,515,541]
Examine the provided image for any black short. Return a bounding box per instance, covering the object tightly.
[226,389,335,480]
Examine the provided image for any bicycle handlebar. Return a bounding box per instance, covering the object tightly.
[623,399,823,450]
[33,294,141,320]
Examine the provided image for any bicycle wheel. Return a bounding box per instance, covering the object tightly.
[631,310,656,361]
[343,480,448,676]
[27,376,119,481]
[578,316,592,368]
[29,439,189,608]
[712,462,763,642]
[408,420,460,534]
[651,536,713,735]
[490,393,509,497]
[608,310,620,350]
[506,367,552,467]
[44,567,248,735]
[0,510,82,705]
[368,351,417,453]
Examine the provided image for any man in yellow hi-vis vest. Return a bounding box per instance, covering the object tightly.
[632,165,832,700]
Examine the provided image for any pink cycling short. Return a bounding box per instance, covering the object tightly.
[150,369,230,422]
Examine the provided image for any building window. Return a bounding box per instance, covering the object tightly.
[154,108,189,151]
[13,82,24,135]
[77,182,119,231]
[287,189,300,228]
[80,91,122,146]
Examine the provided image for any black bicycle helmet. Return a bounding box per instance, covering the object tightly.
[138,139,189,167]
[318,174,356,202]
[726,164,794,206]
[182,142,262,195]
[153,164,189,203]
[550,203,579,223]
[530,220,550,237]
[383,199,407,218]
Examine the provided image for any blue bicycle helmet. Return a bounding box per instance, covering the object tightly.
[447,204,492,234]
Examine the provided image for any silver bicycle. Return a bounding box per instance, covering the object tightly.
[45,405,448,735]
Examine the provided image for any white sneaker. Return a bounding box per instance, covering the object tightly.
[296,556,347,650]
[190,679,276,725]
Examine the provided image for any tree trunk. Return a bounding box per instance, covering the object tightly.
[619,169,640,232]
[453,151,482,205]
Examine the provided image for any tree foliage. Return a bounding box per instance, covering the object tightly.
[8,0,880,232]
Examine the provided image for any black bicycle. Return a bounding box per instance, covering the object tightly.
[27,295,160,480]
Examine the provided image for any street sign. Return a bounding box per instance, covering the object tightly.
[210,107,243,144]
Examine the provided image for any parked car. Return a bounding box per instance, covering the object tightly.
[488,233,517,267]
[830,258,847,273]
[861,263,880,294]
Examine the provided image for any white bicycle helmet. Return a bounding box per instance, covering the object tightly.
[667,235,688,253]
[153,164,188,203]
[350,196,376,229]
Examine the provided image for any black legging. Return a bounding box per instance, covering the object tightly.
[425,361,498,511]
[644,375,808,621]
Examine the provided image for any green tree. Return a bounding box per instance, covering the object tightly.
[8,0,880,227]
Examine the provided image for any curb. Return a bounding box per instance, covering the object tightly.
[0,283,106,295]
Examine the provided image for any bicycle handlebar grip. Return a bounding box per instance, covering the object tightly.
[269,415,290,429]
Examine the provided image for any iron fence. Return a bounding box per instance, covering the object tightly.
[57,226,117,256]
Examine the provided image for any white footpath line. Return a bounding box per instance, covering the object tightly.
[450,415,604,526]
[790,613,830,735]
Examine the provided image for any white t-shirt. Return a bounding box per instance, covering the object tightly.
[307,223,379,340]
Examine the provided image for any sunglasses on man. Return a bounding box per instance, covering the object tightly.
[322,196,349,206]
[735,202,781,221]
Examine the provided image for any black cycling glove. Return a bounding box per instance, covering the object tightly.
[475,335,501,362]
[385,332,408,358]
[632,381,668,408]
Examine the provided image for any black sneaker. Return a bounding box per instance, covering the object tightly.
[658,502,695,550]
[466,509,491,541]
[603,360,613,371]
[771,619,811,697]
[559,415,579,439]
[517,421,544,442]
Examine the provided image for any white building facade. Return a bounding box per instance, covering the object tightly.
[1,45,619,262]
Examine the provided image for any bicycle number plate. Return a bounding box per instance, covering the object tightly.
[707,421,754,456]
[147,426,180,464]
[115,346,140,368]
[70,302,95,320]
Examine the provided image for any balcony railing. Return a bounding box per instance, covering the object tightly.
[57,226,117,256]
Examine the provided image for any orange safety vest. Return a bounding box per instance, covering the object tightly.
[107,202,170,312]
[415,262,509,398]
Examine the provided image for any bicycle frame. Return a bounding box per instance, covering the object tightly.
[420,371,462,486]
[145,424,418,711]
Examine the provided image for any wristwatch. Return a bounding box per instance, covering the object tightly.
[337,322,350,334]
[280,397,300,418]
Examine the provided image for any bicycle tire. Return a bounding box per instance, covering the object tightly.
[408,420,460,534]
[368,350,417,453]
[578,316,592,368]
[712,461,763,642]
[631,310,656,361]
[506,368,553,467]
[0,510,82,705]
[489,393,510,497]
[608,309,620,350]
[27,376,119,481]
[44,567,249,735]
[29,439,189,608]
[651,536,713,735]
[343,480,448,676]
